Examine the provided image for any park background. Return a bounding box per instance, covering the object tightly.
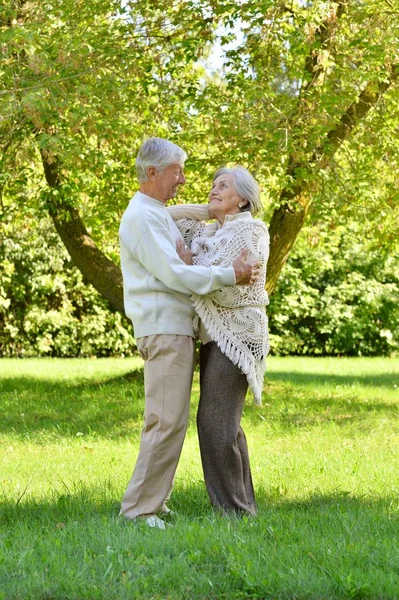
[1,1,399,599]
[1,0,399,359]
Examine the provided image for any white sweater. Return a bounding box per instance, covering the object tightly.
[119,192,236,339]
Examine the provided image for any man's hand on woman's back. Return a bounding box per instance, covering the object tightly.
[176,239,194,265]
[233,249,261,285]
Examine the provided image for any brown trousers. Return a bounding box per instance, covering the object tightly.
[197,341,257,516]
[120,334,195,519]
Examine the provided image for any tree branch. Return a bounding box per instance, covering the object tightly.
[320,64,399,160]
[278,2,349,200]
[300,1,347,97]
[267,63,399,295]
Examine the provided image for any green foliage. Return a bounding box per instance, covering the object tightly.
[2,0,398,237]
[1,0,399,355]
[0,0,215,240]
[0,214,134,358]
[1,206,398,357]
[269,224,399,356]
[188,0,399,212]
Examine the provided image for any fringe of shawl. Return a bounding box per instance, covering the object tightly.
[192,294,266,405]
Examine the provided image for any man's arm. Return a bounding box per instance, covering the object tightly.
[175,238,260,285]
[123,217,235,295]
[122,216,258,295]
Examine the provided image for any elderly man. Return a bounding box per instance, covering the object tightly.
[119,137,259,529]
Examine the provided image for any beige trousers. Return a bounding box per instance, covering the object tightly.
[120,334,196,519]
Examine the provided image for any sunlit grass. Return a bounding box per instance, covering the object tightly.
[1,357,399,599]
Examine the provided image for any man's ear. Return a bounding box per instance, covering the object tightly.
[147,166,157,181]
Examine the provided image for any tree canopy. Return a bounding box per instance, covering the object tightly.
[1,0,399,316]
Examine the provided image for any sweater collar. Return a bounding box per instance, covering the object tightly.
[219,211,253,228]
[135,191,166,208]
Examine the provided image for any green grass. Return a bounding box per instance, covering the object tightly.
[1,356,399,599]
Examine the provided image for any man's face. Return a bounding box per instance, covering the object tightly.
[154,163,186,202]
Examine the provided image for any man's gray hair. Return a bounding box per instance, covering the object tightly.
[136,137,187,182]
[213,166,261,215]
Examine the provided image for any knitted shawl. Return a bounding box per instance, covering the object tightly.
[174,209,270,405]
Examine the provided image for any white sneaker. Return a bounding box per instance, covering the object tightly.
[144,515,167,529]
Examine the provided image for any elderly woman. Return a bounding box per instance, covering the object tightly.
[167,166,269,516]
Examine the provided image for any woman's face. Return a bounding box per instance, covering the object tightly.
[209,174,242,222]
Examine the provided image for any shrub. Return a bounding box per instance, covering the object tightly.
[0,215,135,357]
[1,214,398,357]
[268,224,399,356]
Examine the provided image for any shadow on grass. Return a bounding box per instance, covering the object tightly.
[1,366,398,439]
[2,479,398,536]
[268,370,399,389]
[244,379,399,430]
[0,480,210,527]
[0,368,146,439]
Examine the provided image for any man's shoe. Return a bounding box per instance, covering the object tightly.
[144,515,167,529]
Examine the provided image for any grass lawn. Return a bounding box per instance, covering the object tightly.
[1,356,399,599]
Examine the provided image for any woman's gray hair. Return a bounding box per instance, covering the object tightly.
[136,137,187,182]
[213,166,261,215]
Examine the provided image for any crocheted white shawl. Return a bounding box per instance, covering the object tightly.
[175,210,270,405]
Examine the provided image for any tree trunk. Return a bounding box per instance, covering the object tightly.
[266,200,310,295]
[50,202,125,315]
[40,152,125,315]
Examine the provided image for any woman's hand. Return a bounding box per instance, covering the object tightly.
[176,239,194,265]
[208,203,216,220]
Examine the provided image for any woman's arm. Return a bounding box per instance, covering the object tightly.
[167,204,211,249]
[166,204,210,221]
